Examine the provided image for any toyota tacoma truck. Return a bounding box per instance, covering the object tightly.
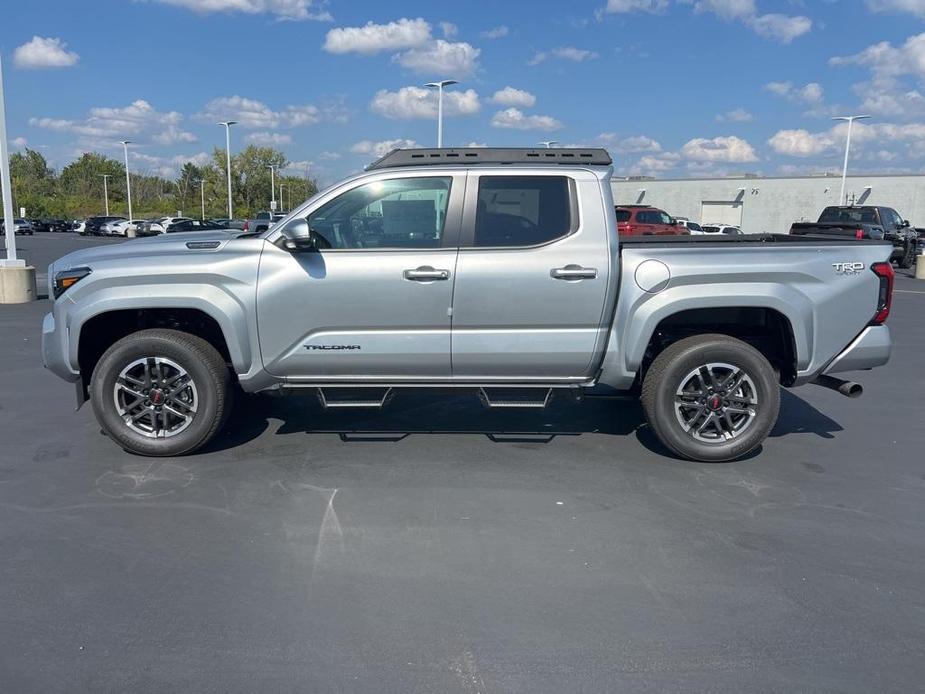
[790,205,918,269]
[42,148,894,462]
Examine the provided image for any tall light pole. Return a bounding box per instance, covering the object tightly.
[267,164,277,211]
[198,180,205,220]
[538,141,558,149]
[279,184,286,213]
[425,79,458,148]
[832,115,870,205]
[0,54,22,265]
[120,140,134,236]
[101,174,111,215]
[218,121,236,219]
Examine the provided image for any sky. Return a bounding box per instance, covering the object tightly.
[3,0,925,184]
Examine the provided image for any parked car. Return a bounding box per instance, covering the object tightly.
[31,219,50,233]
[103,220,146,237]
[46,219,70,233]
[164,219,231,233]
[43,147,894,462]
[84,216,126,236]
[615,205,688,235]
[141,217,192,235]
[675,219,705,234]
[702,224,743,235]
[790,206,918,269]
[70,219,85,233]
[2,218,34,235]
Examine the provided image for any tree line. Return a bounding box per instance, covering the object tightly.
[5,145,318,220]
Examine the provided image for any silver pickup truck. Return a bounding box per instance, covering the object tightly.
[42,148,894,462]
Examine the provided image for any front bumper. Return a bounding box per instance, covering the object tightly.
[822,325,891,375]
[42,310,80,383]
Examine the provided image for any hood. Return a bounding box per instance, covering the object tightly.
[49,231,250,281]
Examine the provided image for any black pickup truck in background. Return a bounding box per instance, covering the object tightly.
[790,205,919,268]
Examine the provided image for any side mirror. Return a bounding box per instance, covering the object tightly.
[280,219,317,252]
[902,219,911,228]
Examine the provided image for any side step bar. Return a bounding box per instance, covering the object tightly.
[478,387,553,409]
[317,387,394,410]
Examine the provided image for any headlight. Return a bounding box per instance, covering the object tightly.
[53,267,91,298]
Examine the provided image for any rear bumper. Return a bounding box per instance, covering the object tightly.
[822,325,891,375]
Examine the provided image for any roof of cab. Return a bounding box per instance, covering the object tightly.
[366,147,612,171]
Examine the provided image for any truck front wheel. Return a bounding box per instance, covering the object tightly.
[641,334,780,462]
[90,329,232,456]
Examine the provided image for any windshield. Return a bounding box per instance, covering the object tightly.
[819,207,878,224]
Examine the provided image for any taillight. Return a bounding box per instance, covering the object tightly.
[855,229,863,240]
[870,261,894,325]
[623,224,637,235]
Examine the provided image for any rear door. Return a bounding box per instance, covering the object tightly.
[450,171,612,380]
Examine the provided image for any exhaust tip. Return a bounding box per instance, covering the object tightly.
[840,382,863,398]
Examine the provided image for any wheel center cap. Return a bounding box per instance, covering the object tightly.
[709,394,723,411]
[150,389,165,405]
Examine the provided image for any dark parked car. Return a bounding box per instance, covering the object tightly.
[84,216,127,236]
[164,219,231,233]
[30,219,50,233]
[615,205,688,236]
[790,205,918,269]
[35,218,69,233]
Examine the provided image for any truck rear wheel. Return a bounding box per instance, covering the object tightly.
[90,329,232,457]
[641,334,780,462]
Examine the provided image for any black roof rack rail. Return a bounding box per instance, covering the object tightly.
[366,147,612,170]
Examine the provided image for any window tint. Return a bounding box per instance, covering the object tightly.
[474,176,572,247]
[616,209,631,223]
[304,176,451,249]
[656,211,672,225]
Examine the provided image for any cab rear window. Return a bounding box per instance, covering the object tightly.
[615,209,631,223]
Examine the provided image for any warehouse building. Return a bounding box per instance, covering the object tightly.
[611,173,925,234]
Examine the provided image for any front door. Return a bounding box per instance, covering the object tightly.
[450,172,613,380]
[256,174,463,380]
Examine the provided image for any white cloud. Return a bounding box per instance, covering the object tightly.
[749,13,812,42]
[171,152,212,168]
[529,46,599,65]
[767,128,836,157]
[323,18,431,54]
[11,137,28,148]
[351,139,420,157]
[603,0,669,13]
[394,40,480,76]
[13,36,79,69]
[245,131,293,145]
[466,141,488,147]
[30,99,186,141]
[150,0,331,21]
[769,120,925,158]
[624,152,682,176]
[594,132,663,153]
[693,0,756,20]
[480,25,509,39]
[490,87,537,107]
[680,135,758,162]
[865,0,925,18]
[318,151,341,160]
[716,107,753,122]
[196,96,324,128]
[490,108,563,131]
[764,81,824,104]
[370,86,480,119]
[439,21,457,38]
[831,33,925,79]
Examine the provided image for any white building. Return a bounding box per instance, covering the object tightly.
[611,173,925,233]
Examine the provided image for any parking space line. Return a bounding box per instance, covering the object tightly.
[895,289,925,294]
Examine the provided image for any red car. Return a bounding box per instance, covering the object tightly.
[615,205,688,235]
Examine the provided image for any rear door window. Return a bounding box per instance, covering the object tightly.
[473,176,574,247]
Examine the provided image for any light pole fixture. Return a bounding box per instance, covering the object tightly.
[832,115,870,205]
[218,121,236,219]
[101,174,111,216]
[538,141,558,149]
[120,141,133,236]
[268,164,277,211]
[424,79,458,148]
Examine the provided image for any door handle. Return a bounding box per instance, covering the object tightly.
[550,265,598,280]
[403,266,450,281]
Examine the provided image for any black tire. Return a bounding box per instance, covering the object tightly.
[90,329,232,456]
[641,334,780,462]
[898,242,915,270]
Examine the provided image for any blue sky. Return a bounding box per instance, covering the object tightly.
[3,0,925,183]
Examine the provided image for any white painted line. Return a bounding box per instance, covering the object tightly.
[895,289,925,294]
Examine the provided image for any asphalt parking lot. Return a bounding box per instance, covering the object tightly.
[2,233,924,692]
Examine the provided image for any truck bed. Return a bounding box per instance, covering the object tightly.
[619,233,890,247]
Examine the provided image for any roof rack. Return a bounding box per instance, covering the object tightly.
[366,147,612,170]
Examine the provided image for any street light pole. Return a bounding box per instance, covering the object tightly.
[425,79,458,148]
[101,174,110,215]
[120,141,134,236]
[219,121,236,219]
[0,54,21,265]
[280,184,286,213]
[268,164,277,211]
[832,115,870,205]
[199,180,205,220]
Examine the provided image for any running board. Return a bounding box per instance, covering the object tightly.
[317,387,393,410]
[478,387,553,409]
